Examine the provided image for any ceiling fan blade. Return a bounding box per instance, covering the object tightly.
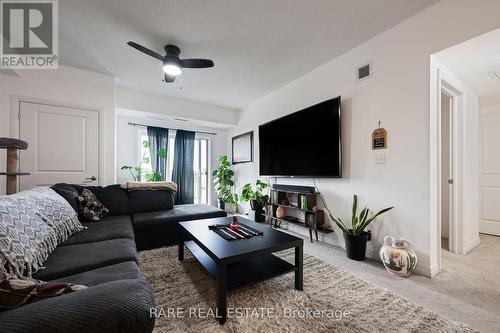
[164,73,176,83]
[181,58,214,68]
[127,41,164,61]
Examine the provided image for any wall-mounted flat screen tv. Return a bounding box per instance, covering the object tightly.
[259,96,341,177]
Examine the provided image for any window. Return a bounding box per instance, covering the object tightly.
[138,130,209,204]
[138,133,153,182]
[194,138,209,204]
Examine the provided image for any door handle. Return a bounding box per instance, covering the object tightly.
[85,176,97,181]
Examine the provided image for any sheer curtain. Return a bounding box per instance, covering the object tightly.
[147,126,168,180]
[171,130,195,204]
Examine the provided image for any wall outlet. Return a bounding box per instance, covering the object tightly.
[374,154,386,164]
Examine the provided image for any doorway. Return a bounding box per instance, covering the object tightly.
[440,91,454,252]
[15,99,100,189]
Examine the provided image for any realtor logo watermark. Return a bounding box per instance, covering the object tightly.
[1,0,58,69]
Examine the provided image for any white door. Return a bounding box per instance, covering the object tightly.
[18,101,99,190]
[479,112,500,236]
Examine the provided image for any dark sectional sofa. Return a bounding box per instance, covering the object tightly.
[0,183,227,333]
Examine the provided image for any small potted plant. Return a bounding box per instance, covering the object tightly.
[326,195,393,261]
[224,192,239,215]
[121,140,166,182]
[211,155,234,210]
[240,180,269,222]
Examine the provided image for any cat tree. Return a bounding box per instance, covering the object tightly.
[0,138,30,195]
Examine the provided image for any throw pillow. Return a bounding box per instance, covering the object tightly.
[78,189,109,221]
[0,271,86,310]
[51,183,80,213]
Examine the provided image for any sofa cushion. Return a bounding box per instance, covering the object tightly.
[61,216,134,246]
[78,188,109,221]
[51,183,79,213]
[132,204,227,233]
[0,279,155,333]
[33,238,138,281]
[71,184,129,216]
[51,261,141,287]
[127,189,174,214]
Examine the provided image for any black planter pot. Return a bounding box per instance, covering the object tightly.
[217,199,225,210]
[249,200,265,222]
[249,200,263,212]
[343,230,372,261]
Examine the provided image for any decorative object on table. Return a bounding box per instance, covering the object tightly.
[230,216,239,230]
[211,155,235,210]
[208,221,263,241]
[0,138,30,195]
[372,121,387,150]
[324,194,394,261]
[121,139,167,182]
[231,131,253,164]
[240,180,269,222]
[380,236,417,277]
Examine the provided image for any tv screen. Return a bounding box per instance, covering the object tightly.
[259,96,341,177]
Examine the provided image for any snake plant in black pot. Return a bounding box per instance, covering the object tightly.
[327,195,393,261]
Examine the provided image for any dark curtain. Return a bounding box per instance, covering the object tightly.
[172,130,195,204]
[147,126,168,181]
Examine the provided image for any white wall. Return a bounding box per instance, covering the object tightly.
[0,66,116,194]
[227,0,500,277]
[116,115,227,206]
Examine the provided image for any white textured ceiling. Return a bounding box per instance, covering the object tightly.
[434,28,500,98]
[59,0,438,109]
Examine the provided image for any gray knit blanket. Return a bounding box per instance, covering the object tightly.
[0,187,85,277]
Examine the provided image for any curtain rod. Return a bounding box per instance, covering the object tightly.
[127,121,217,136]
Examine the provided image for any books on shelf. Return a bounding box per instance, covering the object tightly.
[299,194,308,210]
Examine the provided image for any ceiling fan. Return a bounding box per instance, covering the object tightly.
[127,41,214,83]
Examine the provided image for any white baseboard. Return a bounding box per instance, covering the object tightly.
[465,237,480,254]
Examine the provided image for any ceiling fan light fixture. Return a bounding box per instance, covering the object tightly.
[162,63,182,76]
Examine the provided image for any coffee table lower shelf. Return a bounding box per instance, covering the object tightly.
[184,240,295,291]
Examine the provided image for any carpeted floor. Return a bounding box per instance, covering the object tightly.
[138,246,476,333]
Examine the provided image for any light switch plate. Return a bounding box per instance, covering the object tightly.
[374,154,386,164]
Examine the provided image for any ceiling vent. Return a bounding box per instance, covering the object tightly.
[489,69,500,82]
[357,62,372,81]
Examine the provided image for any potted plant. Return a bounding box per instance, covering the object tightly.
[211,155,234,210]
[326,195,393,261]
[240,180,269,222]
[121,140,166,182]
[224,193,239,214]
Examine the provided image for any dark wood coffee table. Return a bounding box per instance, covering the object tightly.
[178,216,303,324]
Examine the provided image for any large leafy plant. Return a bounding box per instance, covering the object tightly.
[121,140,166,182]
[325,194,393,236]
[211,155,235,203]
[240,180,269,207]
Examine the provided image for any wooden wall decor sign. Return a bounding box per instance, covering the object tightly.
[372,122,387,150]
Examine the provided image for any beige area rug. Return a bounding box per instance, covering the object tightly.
[138,246,476,333]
